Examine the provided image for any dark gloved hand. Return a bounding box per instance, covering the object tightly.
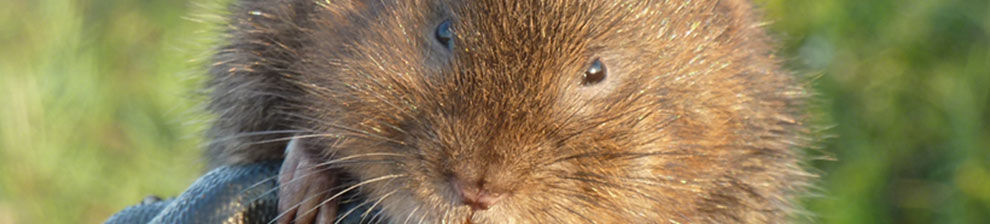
[105,161,282,224]
[105,161,378,224]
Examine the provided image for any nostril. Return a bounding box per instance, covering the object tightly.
[471,191,504,210]
[450,177,506,210]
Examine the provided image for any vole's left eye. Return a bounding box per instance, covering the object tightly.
[435,19,453,50]
[582,58,607,86]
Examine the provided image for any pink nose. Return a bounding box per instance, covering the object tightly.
[451,178,506,210]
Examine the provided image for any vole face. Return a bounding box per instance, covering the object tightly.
[289,0,801,223]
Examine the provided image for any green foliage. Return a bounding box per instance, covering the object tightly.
[0,0,223,222]
[759,0,990,223]
[0,0,987,223]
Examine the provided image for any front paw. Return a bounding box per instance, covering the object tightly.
[277,138,341,224]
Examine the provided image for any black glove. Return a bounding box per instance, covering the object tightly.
[105,161,282,224]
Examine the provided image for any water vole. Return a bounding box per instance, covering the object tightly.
[205,0,812,223]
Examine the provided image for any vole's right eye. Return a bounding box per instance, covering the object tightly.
[435,19,453,50]
[582,58,607,86]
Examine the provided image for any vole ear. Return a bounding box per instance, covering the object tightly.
[277,137,340,224]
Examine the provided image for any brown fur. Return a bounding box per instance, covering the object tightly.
[206,0,812,223]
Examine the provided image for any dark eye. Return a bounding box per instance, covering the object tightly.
[435,19,453,50]
[582,58,607,85]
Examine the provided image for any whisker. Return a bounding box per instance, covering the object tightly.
[203,129,309,146]
[403,205,420,224]
[440,208,449,224]
[297,174,407,224]
[256,159,399,205]
[243,157,391,204]
[313,152,409,168]
[369,205,390,224]
[236,132,369,147]
[557,175,655,199]
[244,154,402,212]
[266,187,337,224]
[417,206,428,224]
[268,174,406,224]
[360,186,399,223]
[543,150,690,167]
[282,113,409,145]
[240,174,282,203]
[336,189,397,224]
[553,171,696,198]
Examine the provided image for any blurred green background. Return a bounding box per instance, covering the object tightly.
[0,0,987,223]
